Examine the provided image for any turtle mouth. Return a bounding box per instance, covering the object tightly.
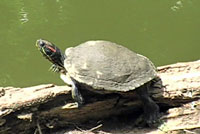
[36,39,53,56]
[36,39,54,60]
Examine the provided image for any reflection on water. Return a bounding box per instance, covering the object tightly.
[17,0,29,24]
[0,0,199,87]
[19,7,29,24]
[0,74,13,86]
[171,0,183,11]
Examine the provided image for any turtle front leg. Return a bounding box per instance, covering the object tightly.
[136,82,160,126]
[71,80,84,106]
[60,73,84,106]
[49,64,60,72]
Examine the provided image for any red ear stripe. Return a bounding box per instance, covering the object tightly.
[46,45,56,52]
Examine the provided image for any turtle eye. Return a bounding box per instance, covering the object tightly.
[40,42,45,47]
[38,39,46,47]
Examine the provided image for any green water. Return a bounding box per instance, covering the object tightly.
[0,0,199,87]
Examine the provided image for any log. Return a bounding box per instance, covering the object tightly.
[0,60,200,134]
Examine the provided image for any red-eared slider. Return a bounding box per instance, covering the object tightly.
[36,39,160,125]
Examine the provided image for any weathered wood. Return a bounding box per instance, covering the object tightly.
[0,60,200,134]
[156,60,200,105]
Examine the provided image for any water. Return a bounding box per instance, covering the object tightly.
[0,0,199,87]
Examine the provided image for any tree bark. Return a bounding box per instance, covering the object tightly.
[0,60,200,134]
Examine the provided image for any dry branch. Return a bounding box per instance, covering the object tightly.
[0,60,200,134]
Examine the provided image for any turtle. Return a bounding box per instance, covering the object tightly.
[36,39,161,125]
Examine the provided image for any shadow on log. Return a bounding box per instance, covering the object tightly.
[0,60,200,134]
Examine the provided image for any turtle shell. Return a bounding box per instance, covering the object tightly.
[64,41,156,92]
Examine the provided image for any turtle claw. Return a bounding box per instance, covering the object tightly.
[49,64,60,72]
[73,93,84,107]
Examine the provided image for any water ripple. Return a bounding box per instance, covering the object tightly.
[171,0,183,11]
[19,7,29,24]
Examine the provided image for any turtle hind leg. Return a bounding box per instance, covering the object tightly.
[136,82,160,126]
[151,77,163,89]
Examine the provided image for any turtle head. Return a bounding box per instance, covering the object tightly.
[36,39,66,72]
